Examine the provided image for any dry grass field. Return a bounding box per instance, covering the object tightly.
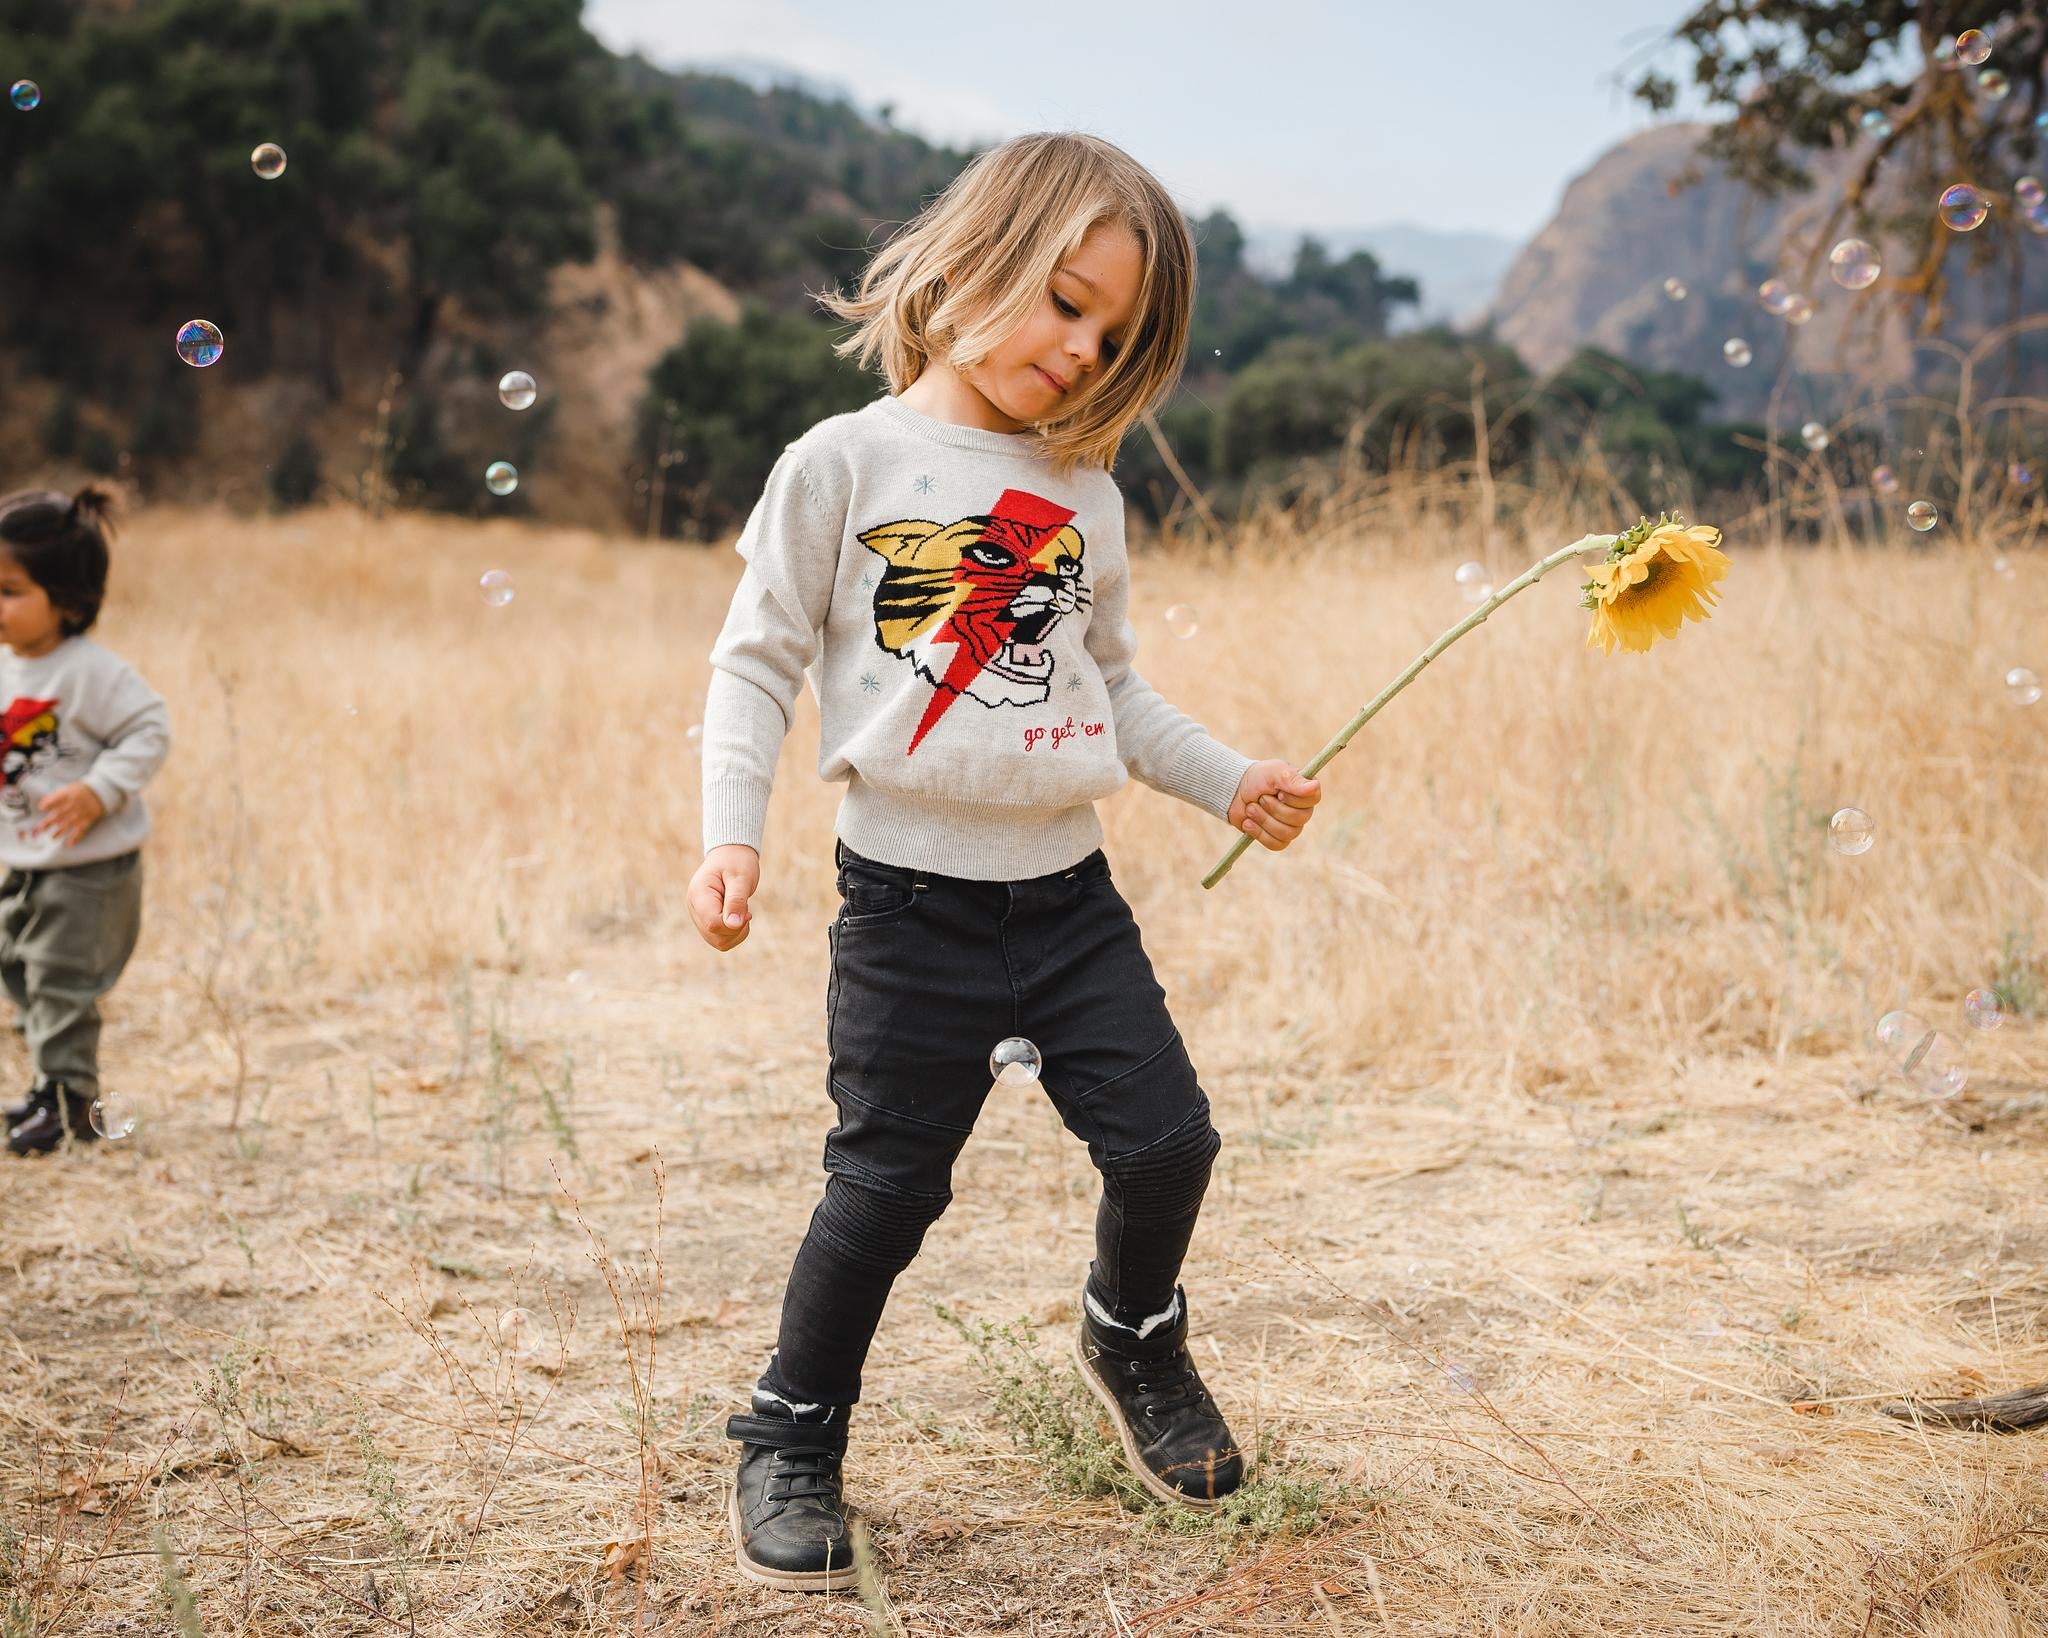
[2,486,2045,1635]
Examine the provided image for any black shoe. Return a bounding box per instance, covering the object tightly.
[1074,1285,1246,1507]
[2,1081,48,1126]
[6,1082,96,1156]
[724,1404,858,1591]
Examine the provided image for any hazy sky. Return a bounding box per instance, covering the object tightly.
[584,0,1699,243]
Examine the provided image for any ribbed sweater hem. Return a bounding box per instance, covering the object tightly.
[835,775,1106,881]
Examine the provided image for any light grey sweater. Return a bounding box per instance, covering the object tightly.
[702,395,1255,880]
[0,635,171,870]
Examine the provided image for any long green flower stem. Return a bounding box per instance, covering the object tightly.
[1203,532,1618,890]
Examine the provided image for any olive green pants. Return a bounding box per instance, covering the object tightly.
[0,850,144,1102]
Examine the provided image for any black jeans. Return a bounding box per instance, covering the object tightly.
[757,838,1222,1409]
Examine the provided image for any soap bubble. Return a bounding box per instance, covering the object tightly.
[1453,560,1493,603]
[2006,665,2042,705]
[1163,604,1200,639]
[8,80,38,112]
[175,319,224,368]
[497,370,537,411]
[1873,1012,1967,1097]
[1963,989,2004,1030]
[1801,422,1830,452]
[1875,1010,1926,1064]
[1910,1033,1968,1098]
[1828,807,1874,855]
[1906,500,1939,532]
[497,1307,534,1359]
[2010,462,2034,487]
[2039,111,2048,134]
[479,569,514,608]
[1441,1361,1477,1395]
[2027,200,2048,236]
[1991,554,2015,581]
[484,460,518,497]
[1939,184,1989,231]
[566,969,592,1006]
[1758,278,1794,316]
[1859,109,1893,140]
[1828,239,1880,290]
[2018,177,2046,209]
[1979,68,2010,101]
[685,723,704,753]
[1783,294,1815,326]
[250,142,286,179]
[1723,338,1753,368]
[1872,465,1899,494]
[89,1095,136,1141]
[989,1037,1043,1086]
[1956,28,1992,66]
[1662,276,1688,301]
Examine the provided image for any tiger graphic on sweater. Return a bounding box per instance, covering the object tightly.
[856,487,1089,755]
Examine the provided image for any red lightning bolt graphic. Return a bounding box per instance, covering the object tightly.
[906,489,1075,754]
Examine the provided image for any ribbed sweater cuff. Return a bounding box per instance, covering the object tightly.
[703,776,774,855]
[1163,733,1256,823]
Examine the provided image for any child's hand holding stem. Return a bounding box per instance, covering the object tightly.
[1226,761,1321,851]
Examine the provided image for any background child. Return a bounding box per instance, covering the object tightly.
[687,131,1320,1591]
[0,485,171,1155]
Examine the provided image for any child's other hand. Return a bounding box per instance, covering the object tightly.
[1227,761,1321,851]
[33,783,105,848]
[690,844,761,952]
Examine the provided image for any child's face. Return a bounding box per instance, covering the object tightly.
[964,222,1143,429]
[0,552,64,656]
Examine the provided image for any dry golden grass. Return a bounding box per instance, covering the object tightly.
[1,491,2044,1635]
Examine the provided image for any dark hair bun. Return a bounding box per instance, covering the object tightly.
[67,483,118,536]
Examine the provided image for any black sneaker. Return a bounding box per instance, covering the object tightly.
[724,1398,858,1591]
[6,1081,96,1156]
[2,1081,47,1126]
[1073,1285,1246,1507]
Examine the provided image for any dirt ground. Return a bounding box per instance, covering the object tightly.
[4,937,2045,1635]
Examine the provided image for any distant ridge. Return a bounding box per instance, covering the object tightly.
[1242,222,1518,329]
[1487,121,2048,418]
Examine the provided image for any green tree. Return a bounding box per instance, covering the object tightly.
[1634,6,2045,313]
[1535,348,1763,504]
[387,46,596,373]
[1280,238,1421,339]
[1215,331,1529,486]
[1183,210,1422,372]
[637,308,878,539]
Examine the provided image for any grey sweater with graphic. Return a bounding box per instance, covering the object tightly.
[701,395,1254,880]
[0,635,171,870]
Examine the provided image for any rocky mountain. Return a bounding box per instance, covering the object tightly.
[1487,122,2048,424]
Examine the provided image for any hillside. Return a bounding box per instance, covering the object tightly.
[1489,122,2048,422]
[0,4,978,530]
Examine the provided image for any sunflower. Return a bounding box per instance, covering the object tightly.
[1581,516,1730,655]
[1206,514,1731,885]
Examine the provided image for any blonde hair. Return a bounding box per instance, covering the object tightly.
[819,131,1195,477]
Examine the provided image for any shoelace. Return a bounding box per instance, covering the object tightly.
[1117,1352,1206,1422]
[764,1443,843,1505]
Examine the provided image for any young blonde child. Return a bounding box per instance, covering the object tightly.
[688,131,1321,1590]
[0,485,170,1155]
